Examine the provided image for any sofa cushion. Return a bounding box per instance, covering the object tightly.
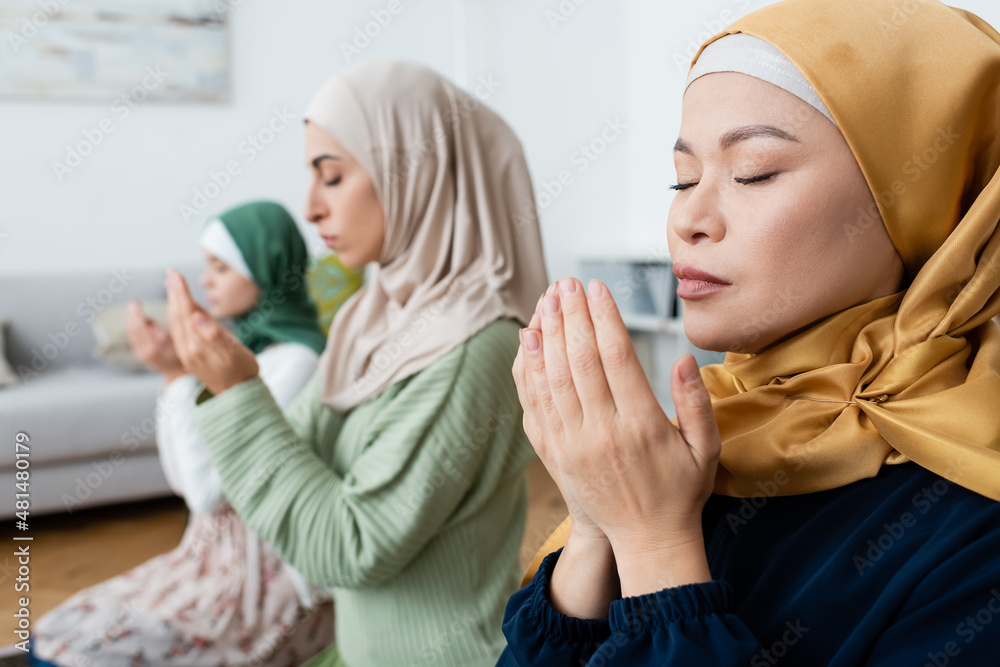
[0,366,163,469]
[90,301,170,372]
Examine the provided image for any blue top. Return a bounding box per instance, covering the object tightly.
[498,462,1000,666]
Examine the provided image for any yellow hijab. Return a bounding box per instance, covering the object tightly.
[525,0,1000,583]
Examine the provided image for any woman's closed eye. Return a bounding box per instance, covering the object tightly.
[734,171,777,185]
[324,175,342,187]
[669,171,778,191]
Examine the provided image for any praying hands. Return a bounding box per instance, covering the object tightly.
[164,268,260,396]
[512,276,721,611]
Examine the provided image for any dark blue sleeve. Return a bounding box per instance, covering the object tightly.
[498,548,612,666]
[498,548,763,666]
[604,579,762,665]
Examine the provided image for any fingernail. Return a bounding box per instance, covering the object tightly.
[543,294,560,315]
[535,294,544,314]
[546,282,557,296]
[559,278,577,295]
[524,330,540,352]
[588,279,605,301]
[681,355,701,385]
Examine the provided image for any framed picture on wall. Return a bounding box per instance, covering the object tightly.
[0,0,230,103]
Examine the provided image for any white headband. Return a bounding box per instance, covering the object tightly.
[199,217,254,281]
[686,33,836,126]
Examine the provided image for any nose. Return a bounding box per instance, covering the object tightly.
[669,181,726,246]
[304,178,329,225]
[199,271,211,288]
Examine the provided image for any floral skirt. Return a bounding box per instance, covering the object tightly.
[32,505,336,666]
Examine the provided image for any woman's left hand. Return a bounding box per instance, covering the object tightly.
[516,276,722,597]
[125,300,185,379]
[165,268,259,396]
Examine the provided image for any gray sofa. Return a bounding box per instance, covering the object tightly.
[0,263,205,519]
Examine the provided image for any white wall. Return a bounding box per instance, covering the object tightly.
[2,0,998,280]
[462,0,630,281]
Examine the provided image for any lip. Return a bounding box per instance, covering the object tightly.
[321,235,339,249]
[673,263,729,284]
[673,262,732,301]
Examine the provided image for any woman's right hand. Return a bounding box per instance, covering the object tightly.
[126,300,186,379]
[515,290,609,542]
[514,291,621,618]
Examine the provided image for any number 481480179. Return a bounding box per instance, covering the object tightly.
[14,432,30,522]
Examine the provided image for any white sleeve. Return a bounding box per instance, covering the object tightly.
[154,345,320,515]
[285,566,334,609]
[154,374,225,514]
[256,343,333,608]
[257,343,321,409]
[156,345,328,606]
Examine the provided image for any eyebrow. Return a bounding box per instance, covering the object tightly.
[310,154,341,169]
[673,125,800,155]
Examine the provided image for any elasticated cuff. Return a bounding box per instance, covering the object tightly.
[609,578,734,634]
[528,548,613,645]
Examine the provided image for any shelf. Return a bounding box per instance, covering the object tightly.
[579,253,672,265]
[621,312,683,333]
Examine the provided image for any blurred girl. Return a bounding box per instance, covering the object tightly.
[31,201,337,667]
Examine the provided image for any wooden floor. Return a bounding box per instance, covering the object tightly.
[0,458,566,642]
[0,494,189,644]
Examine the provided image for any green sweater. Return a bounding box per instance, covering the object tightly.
[193,318,535,666]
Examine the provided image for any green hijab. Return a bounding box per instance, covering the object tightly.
[208,201,327,356]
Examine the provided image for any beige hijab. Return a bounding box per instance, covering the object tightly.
[305,60,549,411]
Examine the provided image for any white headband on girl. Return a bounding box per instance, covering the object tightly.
[199,217,254,281]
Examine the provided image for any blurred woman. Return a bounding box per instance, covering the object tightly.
[163,60,549,667]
